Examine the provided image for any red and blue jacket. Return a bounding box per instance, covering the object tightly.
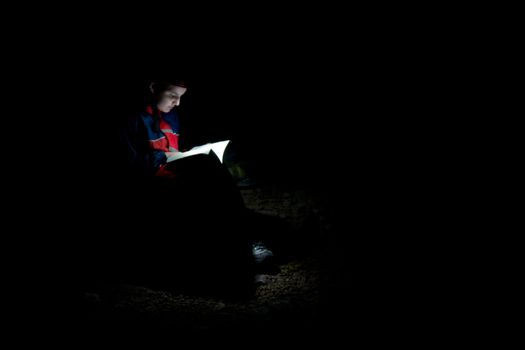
[121,105,181,177]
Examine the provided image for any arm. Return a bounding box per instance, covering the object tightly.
[119,115,167,176]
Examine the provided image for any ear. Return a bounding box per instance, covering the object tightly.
[148,82,156,94]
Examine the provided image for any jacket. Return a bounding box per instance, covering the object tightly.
[121,105,181,177]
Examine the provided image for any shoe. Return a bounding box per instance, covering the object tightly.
[251,241,274,264]
[236,177,257,188]
[254,274,270,285]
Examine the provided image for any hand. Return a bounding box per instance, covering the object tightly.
[165,151,180,158]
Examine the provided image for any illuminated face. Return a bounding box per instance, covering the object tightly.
[157,85,187,113]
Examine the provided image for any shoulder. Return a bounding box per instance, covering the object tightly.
[128,107,153,123]
[118,110,152,135]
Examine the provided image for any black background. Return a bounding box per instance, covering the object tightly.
[3,7,451,337]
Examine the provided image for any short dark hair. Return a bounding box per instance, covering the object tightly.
[150,77,188,95]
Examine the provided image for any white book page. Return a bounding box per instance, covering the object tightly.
[166,140,231,163]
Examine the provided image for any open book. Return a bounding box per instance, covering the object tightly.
[166,140,231,164]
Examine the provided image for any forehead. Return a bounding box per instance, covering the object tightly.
[164,85,187,96]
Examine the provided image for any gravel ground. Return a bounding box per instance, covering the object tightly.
[79,183,337,331]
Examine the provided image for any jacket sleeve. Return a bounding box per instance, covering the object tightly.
[119,115,167,177]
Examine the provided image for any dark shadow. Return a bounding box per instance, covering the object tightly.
[75,152,313,304]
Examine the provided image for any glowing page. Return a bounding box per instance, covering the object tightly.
[166,140,231,164]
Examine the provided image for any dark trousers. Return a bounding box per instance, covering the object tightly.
[86,153,255,295]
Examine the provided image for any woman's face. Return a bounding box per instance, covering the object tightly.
[157,85,187,113]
